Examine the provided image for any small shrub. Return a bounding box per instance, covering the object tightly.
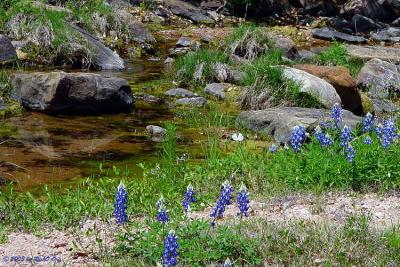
[224,24,275,60]
[0,70,12,98]
[173,49,231,86]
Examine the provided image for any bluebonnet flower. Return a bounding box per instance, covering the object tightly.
[314,126,333,147]
[162,230,179,266]
[345,144,356,163]
[269,144,278,153]
[331,103,342,127]
[182,184,196,212]
[290,125,306,152]
[210,180,234,225]
[378,118,398,149]
[222,258,232,267]
[237,183,250,217]
[364,136,373,145]
[363,113,374,132]
[114,183,128,224]
[340,125,352,147]
[156,196,169,224]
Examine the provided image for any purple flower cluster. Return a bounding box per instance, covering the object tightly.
[237,183,250,217]
[156,197,169,224]
[340,125,352,147]
[182,184,196,212]
[376,118,398,149]
[314,126,333,147]
[269,144,278,153]
[331,103,342,127]
[345,144,356,162]
[210,181,233,222]
[162,230,179,266]
[222,258,232,267]
[290,125,306,152]
[364,136,373,145]
[114,183,128,224]
[363,113,374,132]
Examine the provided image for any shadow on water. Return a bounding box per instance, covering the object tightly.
[0,55,199,192]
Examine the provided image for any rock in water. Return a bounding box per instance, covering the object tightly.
[11,71,133,114]
[0,35,17,63]
[236,107,362,143]
[282,67,342,108]
[312,27,366,43]
[69,24,125,70]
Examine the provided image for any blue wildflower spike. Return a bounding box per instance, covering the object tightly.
[210,180,234,226]
[269,144,278,153]
[314,126,333,147]
[156,196,169,224]
[114,182,128,224]
[363,112,374,132]
[162,230,179,267]
[237,183,250,217]
[331,103,342,127]
[345,144,356,163]
[182,184,196,212]
[364,136,372,145]
[340,125,351,147]
[377,118,398,149]
[290,125,306,152]
[222,258,232,267]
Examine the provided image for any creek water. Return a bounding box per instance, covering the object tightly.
[0,58,197,192]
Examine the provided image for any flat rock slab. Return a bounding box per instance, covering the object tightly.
[236,107,361,143]
[166,0,214,24]
[346,45,400,63]
[165,88,195,97]
[312,27,366,43]
[11,71,133,114]
[283,67,342,108]
[0,35,17,63]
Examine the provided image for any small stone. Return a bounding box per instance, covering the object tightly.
[176,97,207,106]
[164,57,175,65]
[146,125,167,136]
[176,37,192,47]
[204,83,230,100]
[165,88,195,97]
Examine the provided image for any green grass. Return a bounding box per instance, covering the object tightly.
[240,51,322,109]
[111,217,400,266]
[173,49,231,86]
[317,42,364,77]
[224,24,275,60]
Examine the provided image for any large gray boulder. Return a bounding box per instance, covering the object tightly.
[282,67,342,108]
[11,71,133,114]
[346,45,400,63]
[236,107,362,143]
[357,58,400,99]
[0,35,17,63]
[340,0,389,20]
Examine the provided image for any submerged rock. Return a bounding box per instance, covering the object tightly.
[0,35,17,63]
[346,45,400,63]
[357,58,400,99]
[165,88,195,97]
[236,107,361,144]
[294,64,361,113]
[11,71,133,114]
[312,27,366,43]
[282,67,342,108]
